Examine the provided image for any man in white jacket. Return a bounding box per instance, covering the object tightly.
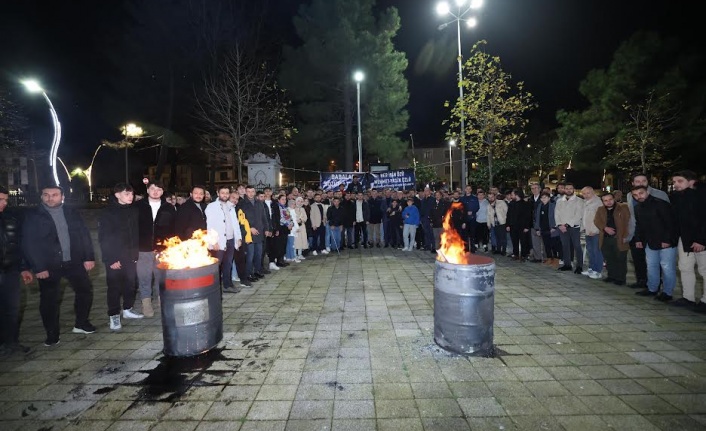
[205,186,242,294]
[581,187,603,279]
[554,183,585,273]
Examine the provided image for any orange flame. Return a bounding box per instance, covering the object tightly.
[437,201,472,265]
[157,229,218,269]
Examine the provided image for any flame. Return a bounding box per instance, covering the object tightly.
[437,201,472,265]
[157,229,219,269]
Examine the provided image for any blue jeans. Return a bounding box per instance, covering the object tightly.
[585,235,603,273]
[325,225,332,249]
[329,226,342,251]
[645,245,677,295]
[345,227,355,247]
[245,241,264,277]
[286,236,296,260]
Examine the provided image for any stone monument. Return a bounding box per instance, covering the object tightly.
[245,152,282,190]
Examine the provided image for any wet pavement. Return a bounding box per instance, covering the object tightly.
[1,210,706,430]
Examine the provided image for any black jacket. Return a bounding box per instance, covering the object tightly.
[136,198,177,252]
[99,200,139,264]
[341,199,356,227]
[327,205,344,227]
[506,199,533,230]
[671,186,706,252]
[0,209,26,272]
[22,204,94,273]
[237,197,269,243]
[430,199,449,228]
[174,198,207,240]
[634,195,678,249]
[368,197,384,224]
[346,181,364,194]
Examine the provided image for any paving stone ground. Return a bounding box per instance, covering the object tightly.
[1,210,706,430]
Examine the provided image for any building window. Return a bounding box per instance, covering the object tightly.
[423,150,432,160]
[444,166,450,174]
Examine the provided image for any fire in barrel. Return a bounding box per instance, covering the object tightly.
[157,229,222,357]
[434,201,495,355]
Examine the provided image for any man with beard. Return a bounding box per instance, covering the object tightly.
[206,186,242,293]
[554,183,585,273]
[627,174,670,289]
[174,185,207,240]
[594,193,630,286]
[23,185,96,345]
[632,185,677,302]
[670,170,706,312]
[237,185,269,283]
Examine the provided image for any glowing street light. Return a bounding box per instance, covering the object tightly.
[436,0,483,188]
[449,139,456,190]
[22,79,62,186]
[121,123,144,183]
[353,71,365,173]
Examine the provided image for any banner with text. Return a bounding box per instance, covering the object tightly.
[319,169,415,191]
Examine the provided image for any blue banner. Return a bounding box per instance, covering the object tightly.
[320,169,415,191]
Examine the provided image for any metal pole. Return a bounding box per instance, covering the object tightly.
[449,144,453,191]
[42,92,61,187]
[125,145,129,183]
[356,81,362,173]
[456,19,466,188]
[410,133,416,173]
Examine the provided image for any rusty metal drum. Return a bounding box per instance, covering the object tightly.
[434,256,495,355]
[158,261,223,356]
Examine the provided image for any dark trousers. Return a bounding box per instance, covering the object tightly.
[38,262,93,339]
[389,225,402,247]
[510,228,530,257]
[540,232,560,259]
[492,224,507,253]
[355,223,368,246]
[0,270,21,344]
[245,241,264,277]
[233,245,246,280]
[560,227,583,268]
[475,223,489,246]
[345,226,355,247]
[313,225,326,251]
[603,236,628,282]
[465,220,477,252]
[421,218,434,250]
[105,260,137,316]
[274,227,288,263]
[630,239,647,284]
[266,235,277,262]
[212,239,235,288]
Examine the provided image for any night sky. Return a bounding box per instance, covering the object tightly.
[1,0,701,181]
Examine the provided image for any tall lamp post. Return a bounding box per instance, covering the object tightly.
[21,79,62,186]
[353,70,365,173]
[121,123,144,183]
[437,0,483,188]
[448,139,456,190]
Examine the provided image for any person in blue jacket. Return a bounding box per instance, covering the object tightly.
[402,198,420,251]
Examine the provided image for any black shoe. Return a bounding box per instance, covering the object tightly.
[603,277,616,283]
[262,268,271,275]
[629,281,647,289]
[223,286,241,294]
[384,244,389,248]
[377,243,381,248]
[430,249,436,254]
[612,280,626,286]
[558,266,573,271]
[5,343,31,354]
[44,336,60,347]
[635,289,657,297]
[670,298,695,307]
[277,261,289,268]
[573,267,583,274]
[654,292,673,302]
[72,322,96,334]
[239,279,252,288]
[363,245,368,249]
[254,272,265,279]
[247,275,259,282]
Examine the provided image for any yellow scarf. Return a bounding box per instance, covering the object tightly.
[238,208,252,243]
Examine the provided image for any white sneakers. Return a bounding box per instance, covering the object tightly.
[581,269,604,280]
[298,255,306,260]
[311,251,318,256]
[123,308,144,319]
[269,262,280,271]
[581,269,592,276]
[321,249,330,254]
[110,315,121,331]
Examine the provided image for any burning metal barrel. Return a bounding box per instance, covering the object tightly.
[434,256,495,355]
[434,202,495,355]
[157,230,223,357]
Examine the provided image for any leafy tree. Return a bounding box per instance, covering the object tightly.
[444,40,536,188]
[280,0,409,171]
[414,164,437,187]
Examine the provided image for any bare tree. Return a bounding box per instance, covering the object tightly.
[194,45,292,182]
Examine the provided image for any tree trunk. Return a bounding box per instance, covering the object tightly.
[488,146,494,189]
[344,81,353,172]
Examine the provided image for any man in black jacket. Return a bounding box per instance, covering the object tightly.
[341,193,356,249]
[135,181,176,317]
[670,171,706,312]
[99,183,143,331]
[346,175,364,194]
[237,185,269,282]
[506,189,533,261]
[22,185,96,346]
[632,185,678,301]
[174,185,207,240]
[0,186,33,356]
[327,197,344,251]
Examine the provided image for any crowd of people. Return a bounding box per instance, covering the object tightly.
[0,169,704,356]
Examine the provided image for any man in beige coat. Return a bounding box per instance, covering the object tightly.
[582,187,604,279]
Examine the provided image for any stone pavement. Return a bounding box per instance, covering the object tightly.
[1,213,706,430]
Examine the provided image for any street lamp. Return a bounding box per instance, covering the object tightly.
[449,139,456,190]
[353,70,365,173]
[121,123,144,183]
[436,0,483,188]
[21,79,62,186]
